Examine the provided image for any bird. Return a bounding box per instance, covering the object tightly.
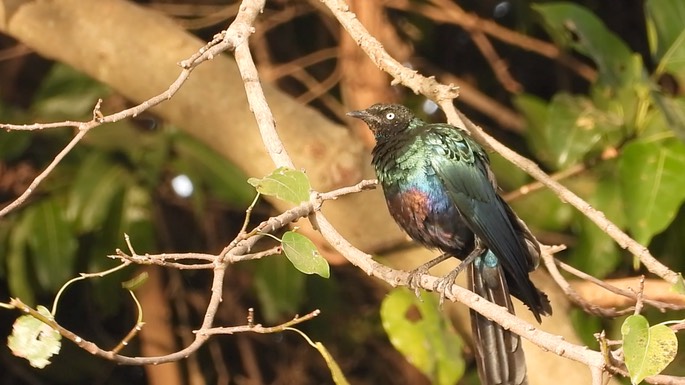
[347,103,551,385]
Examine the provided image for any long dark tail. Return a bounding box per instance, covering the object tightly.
[468,250,528,385]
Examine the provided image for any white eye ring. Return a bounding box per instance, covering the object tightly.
[385,112,395,120]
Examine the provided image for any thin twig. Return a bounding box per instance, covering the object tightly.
[541,251,632,317]
[554,256,682,311]
[199,309,321,336]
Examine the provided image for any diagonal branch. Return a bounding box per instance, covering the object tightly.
[319,0,679,286]
[236,1,606,382]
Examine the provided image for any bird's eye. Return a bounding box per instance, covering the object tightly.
[385,112,395,120]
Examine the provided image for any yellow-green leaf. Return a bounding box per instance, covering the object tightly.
[8,306,62,368]
[381,288,464,385]
[247,167,311,204]
[122,272,149,290]
[314,341,350,385]
[281,231,329,278]
[621,315,677,384]
[289,328,351,385]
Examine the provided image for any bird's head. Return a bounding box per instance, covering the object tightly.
[347,104,416,138]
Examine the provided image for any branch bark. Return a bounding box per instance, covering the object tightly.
[0,0,407,260]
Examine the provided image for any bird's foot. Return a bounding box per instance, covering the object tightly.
[433,263,467,307]
[406,253,452,298]
[407,265,431,298]
[434,244,486,306]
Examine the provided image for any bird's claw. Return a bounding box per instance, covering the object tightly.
[407,266,430,299]
[433,272,458,307]
[406,253,452,298]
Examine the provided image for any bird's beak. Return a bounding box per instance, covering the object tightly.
[347,110,376,126]
[346,109,371,121]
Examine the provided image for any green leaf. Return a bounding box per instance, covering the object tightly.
[646,0,685,67]
[248,167,311,204]
[619,139,685,245]
[0,131,32,161]
[569,216,620,279]
[253,257,306,323]
[652,95,685,143]
[122,272,149,291]
[621,315,677,384]
[569,170,622,278]
[655,30,685,86]
[545,94,607,168]
[7,214,36,305]
[0,218,10,277]
[533,2,633,87]
[8,306,62,368]
[514,94,554,167]
[174,134,254,206]
[26,198,78,291]
[32,64,110,119]
[67,152,129,233]
[642,97,680,138]
[281,231,329,278]
[312,341,350,385]
[570,308,603,348]
[289,328,351,385]
[510,188,574,232]
[488,153,529,190]
[381,288,464,385]
[518,93,623,169]
[646,0,685,140]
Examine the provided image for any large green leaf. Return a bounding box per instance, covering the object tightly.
[654,30,685,85]
[646,0,685,140]
[32,64,110,119]
[568,167,623,277]
[619,139,685,245]
[488,152,529,190]
[646,0,685,66]
[66,152,129,233]
[533,2,633,87]
[652,95,685,142]
[569,215,620,279]
[546,94,608,168]
[26,198,78,291]
[174,135,254,206]
[621,315,677,384]
[0,131,32,161]
[518,92,621,169]
[7,213,36,305]
[380,288,464,385]
[510,188,574,232]
[513,94,554,167]
[253,256,306,323]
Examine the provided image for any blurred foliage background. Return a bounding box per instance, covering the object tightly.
[0,0,684,384]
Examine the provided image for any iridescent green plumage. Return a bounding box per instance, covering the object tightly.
[349,103,551,385]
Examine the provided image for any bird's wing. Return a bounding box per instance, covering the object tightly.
[425,126,542,316]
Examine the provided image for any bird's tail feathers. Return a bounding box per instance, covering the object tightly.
[469,250,528,385]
